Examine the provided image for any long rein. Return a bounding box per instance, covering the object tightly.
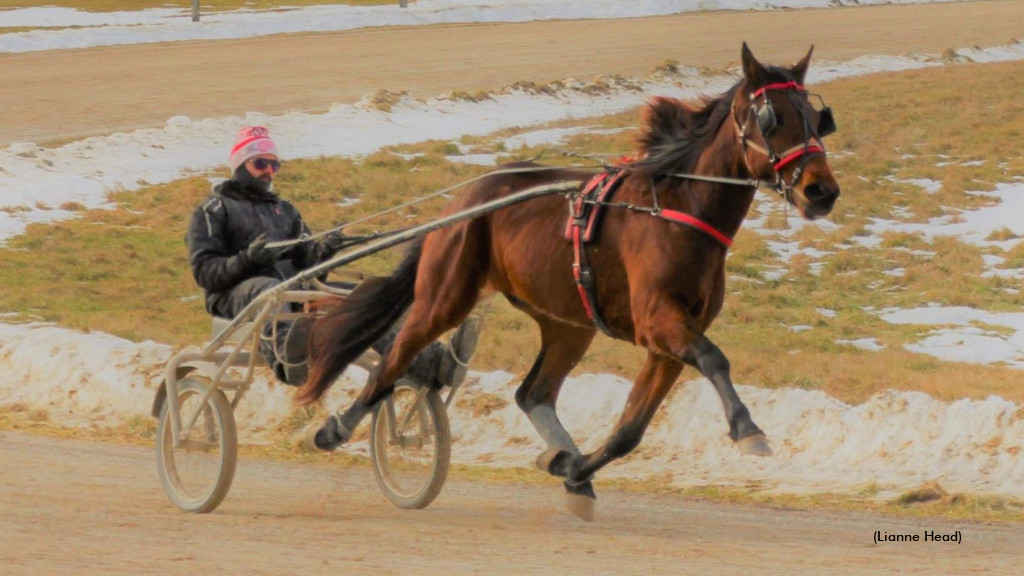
[266,160,609,251]
[271,146,785,255]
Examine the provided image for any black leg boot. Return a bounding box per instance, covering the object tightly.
[371,324,442,387]
[280,316,312,386]
[435,314,483,388]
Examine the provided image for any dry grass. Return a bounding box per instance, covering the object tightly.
[3,59,1024,410]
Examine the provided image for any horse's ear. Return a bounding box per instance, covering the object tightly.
[741,42,767,86]
[791,45,814,84]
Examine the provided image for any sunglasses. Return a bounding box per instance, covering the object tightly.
[249,158,281,172]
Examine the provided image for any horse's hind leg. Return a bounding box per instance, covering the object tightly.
[314,312,457,451]
[514,319,595,474]
[559,353,683,521]
[372,223,488,396]
[316,224,486,449]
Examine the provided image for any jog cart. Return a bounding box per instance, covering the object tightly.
[151,176,581,514]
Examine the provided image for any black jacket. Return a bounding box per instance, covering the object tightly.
[186,179,322,314]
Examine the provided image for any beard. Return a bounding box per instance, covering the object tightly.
[233,164,274,197]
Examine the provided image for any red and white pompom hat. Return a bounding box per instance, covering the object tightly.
[229,126,279,171]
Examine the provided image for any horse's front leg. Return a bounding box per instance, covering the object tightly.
[683,335,771,456]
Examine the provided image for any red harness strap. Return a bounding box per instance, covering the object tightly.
[656,209,734,248]
[565,167,735,335]
[752,81,805,97]
[564,173,609,240]
[563,171,627,242]
[565,170,628,335]
[565,168,736,334]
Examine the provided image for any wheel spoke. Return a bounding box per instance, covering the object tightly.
[370,382,450,509]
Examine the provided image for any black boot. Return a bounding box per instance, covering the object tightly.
[277,316,312,386]
[435,315,482,388]
[372,324,443,387]
[370,318,482,389]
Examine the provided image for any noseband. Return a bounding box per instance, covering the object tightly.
[734,81,830,193]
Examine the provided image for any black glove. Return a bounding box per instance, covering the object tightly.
[243,233,279,267]
[316,231,350,261]
[323,231,350,252]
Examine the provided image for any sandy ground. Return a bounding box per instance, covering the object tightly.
[2,430,1022,576]
[3,2,1024,573]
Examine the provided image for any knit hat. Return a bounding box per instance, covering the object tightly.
[229,126,279,171]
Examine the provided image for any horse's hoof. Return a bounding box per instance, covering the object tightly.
[564,481,596,522]
[313,415,351,452]
[737,433,773,457]
[298,422,322,453]
[536,448,572,477]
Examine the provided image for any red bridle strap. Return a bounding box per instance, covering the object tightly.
[656,209,733,248]
[773,144,825,171]
[752,81,806,97]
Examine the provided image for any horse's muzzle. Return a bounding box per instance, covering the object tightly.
[799,181,840,219]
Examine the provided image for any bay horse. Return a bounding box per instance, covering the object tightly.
[301,43,840,520]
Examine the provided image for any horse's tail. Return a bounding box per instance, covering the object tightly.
[297,239,423,406]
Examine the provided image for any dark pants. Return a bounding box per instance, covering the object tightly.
[211,276,294,372]
[212,276,446,386]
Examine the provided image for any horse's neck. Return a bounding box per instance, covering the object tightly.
[670,130,758,238]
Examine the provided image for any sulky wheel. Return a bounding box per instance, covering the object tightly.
[370,380,451,509]
[156,375,238,513]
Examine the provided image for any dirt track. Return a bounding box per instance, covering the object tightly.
[1,0,1023,146]
[2,431,1022,576]
[3,2,1024,573]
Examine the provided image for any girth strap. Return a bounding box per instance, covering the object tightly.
[571,225,612,335]
[566,170,627,336]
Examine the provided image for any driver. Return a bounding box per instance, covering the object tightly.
[186,126,479,389]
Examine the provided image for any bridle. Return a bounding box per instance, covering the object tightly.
[733,80,836,194]
[666,81,836,199]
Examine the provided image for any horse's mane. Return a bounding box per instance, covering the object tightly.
[632,65,796,177]
[631,86,738,178]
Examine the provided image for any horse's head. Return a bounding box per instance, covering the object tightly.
[733,42,840,220]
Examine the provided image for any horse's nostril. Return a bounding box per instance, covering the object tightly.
[803,183,838,204]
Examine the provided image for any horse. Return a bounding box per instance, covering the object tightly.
[300,43,840,521]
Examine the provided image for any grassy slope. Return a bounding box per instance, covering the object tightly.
[3,59,1024,405]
